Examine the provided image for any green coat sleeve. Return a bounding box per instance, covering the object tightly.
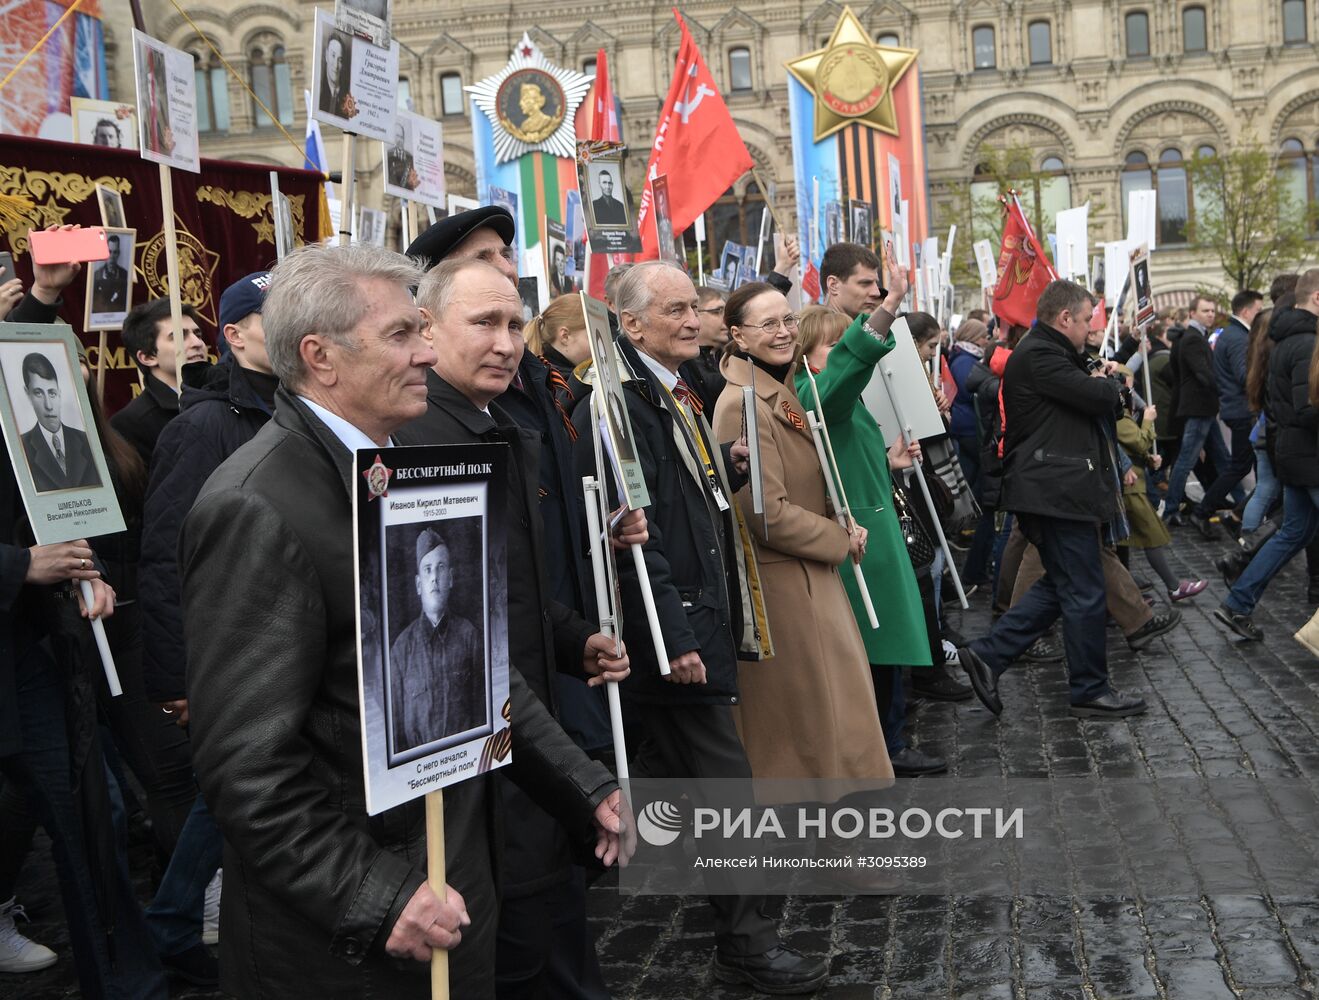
[797,309,896,427]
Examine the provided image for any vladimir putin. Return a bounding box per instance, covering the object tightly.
[18,353,101,493]
[388,528,484,753]
[591,169,626,224]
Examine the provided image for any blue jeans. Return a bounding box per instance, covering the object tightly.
[1166,416,1233,514]
[970,515,1110,704]
[1223,484,1319,616]
[1242,446,1280,533]
[1195,416,1255,515]
[0,642,167,999]
[146,793,223,957]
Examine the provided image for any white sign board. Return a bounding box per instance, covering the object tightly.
[1125,190,1157,252]
[132,31,199,173]
[311,8,400,142]
[973,239,997,290]
[382,109,446,209]
[860,316,947,447]
[1054,202,1089,281]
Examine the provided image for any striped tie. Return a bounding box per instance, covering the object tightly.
[672,378,704,416]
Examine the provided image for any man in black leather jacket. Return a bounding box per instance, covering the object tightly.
[958,280,1148,720]
[180,243,630,999]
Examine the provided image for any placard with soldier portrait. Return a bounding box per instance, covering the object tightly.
[0,323,125,544]
[353,444,512,816]
[83,228,135,332]
[575,140,642,254]
[581,295,649,510]
[132,30,199,173]
[70,98,138,151]
[310,7,399,142]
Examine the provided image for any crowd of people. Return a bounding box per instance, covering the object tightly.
[1,209,1317,999]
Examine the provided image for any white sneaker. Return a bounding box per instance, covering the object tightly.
[202,870,221,946]
[0,896,57,972]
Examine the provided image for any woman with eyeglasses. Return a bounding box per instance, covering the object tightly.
[710,281,893,794]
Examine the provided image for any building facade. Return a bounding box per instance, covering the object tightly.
[109,0,1319,299]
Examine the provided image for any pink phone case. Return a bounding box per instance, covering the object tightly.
[29,227,111,266]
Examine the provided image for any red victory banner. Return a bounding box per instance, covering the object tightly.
[635,9,752,261]
[991,193,1057,329]
[0,135,326,412]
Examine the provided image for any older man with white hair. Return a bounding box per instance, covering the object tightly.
[180,243,630,999]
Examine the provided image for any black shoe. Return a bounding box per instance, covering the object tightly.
[957,647,1002,716]
[1021,637,1064,663]
[161,944,219,987]
[1069,689,1148,718]
[1215,551,1249,586]
[1188,511,1219,540]
[713,945,829,995]
[1214,605,1264,642]
[1126,610,1181,651]
[890,746,948,776]
[911,665,973,702]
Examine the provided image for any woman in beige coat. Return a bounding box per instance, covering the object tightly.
[712,281,893,793]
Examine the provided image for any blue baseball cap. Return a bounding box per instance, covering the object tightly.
[219,271,272,329]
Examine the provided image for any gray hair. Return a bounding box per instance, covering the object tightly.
[613,260,688,320]
[604,262,635,304]
[415,257,509,318]
[263,243,425,389]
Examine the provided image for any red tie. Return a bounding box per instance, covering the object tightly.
[672,378,704,416]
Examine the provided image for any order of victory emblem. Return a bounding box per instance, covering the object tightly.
[362,454,393,501]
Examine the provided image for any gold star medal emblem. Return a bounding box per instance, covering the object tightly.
[786,6,918,142]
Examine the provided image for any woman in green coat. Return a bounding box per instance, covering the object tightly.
[794,264,945,775]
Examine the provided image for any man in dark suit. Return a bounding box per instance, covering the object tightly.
[91,234,128,314]
[18,353,101,493]
[591,170,626,224]
[386,123,416,189]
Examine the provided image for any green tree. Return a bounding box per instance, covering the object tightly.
[1186,137,1317,292]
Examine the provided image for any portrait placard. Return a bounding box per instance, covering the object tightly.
[581,295,649,510]
[517,277,540,323]
[575,140,642,254]
[132,31,199,173]
[651,174,680,264]
[849,199,873,247]
[714,242,743,292]
[357,206,387,247]
[95,184,127,229]
[886,152,903,229]
[70,98,138,151]
[0,323,126,542]
[271,172,295,261]
[83,228,135,332]
[310,8,399,142]
[335,0,391,49]
[860,315,947,448]
[545,218,577,296]
[353,444,512,815]
[823,201,844,249]
[381,109,445,208]
[1129,243,1154,330]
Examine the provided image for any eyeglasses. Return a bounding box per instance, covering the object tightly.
[698,305,725,316]
[740,315,800,335]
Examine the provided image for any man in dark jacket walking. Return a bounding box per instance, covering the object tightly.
[1163,295,1230,523]
[180,244,629,999]
[958,280,1147,719]
[574,260,829,995]
[1188,289,1263,537]
[1216,268,1319,640]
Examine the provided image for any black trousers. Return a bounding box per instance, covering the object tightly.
[628,701,780,957]
[495,866,610,1000]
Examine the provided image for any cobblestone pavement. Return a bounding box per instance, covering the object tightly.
[5,525,1318,999]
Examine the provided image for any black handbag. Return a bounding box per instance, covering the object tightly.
[892,482,936,571]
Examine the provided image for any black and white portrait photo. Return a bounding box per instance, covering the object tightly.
[385,119,416,191]
[318,27,353,119]
[849,199,873,247]
[546,219,570,296]
[85,229,134,331]
[96,184,126,230]
[386,521,489,756]
[824,200,843,249]
[71,99,138,151]
[0,345,102,495]
[589,164,628,226]
[718,243,743,292]
[518,277,541,324]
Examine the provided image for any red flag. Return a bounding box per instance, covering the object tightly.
[578,50,624,298]
[991,195,1058,328]
[635,10,753,260]
[801,260,821,303]
[1089,296,1107,332]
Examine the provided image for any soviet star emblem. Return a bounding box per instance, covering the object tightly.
[362,454,393,501]
[786,6,917,141]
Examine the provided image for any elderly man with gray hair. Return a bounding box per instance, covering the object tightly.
[179,243,631,999]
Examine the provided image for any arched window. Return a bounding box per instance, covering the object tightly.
[1157,148,1189,245]
[1121,151,1153,233]
[877,32,899,46]
[190,47,230,133]
[1283,0,1308,43]
[728,47,752,92]
[972,25,996,69]
[1183,6,1208,51]
[250,45,293,126]
[1278,137,1310,211]
[440,72,464,116]
[1192,145,1218,228]
[1126,11,1151,57]
[1028,21,1052,64]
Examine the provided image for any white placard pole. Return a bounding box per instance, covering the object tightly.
[695,212,706,285]
[1140,334,1159,459]
[590,391,670,675]
[878,361,969,609]
[582,474,630,793]
[79,580,122,696]
[806,412,878,630]
[339,133,357,247]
